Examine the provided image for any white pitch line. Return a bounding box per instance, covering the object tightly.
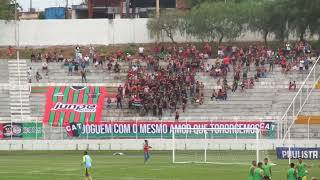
[1,171,160,180]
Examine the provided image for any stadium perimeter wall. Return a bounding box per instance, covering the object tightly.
[0,139,319,151]
[0,19,276,46]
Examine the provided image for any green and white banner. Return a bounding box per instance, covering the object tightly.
[65,121,276,139]
[0,123,42,139]
[22,123,43,139]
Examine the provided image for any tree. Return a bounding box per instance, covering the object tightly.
[0,0,19,20]
[286,0,320,41]
[186,0,210,7]
[187,6,217,43]
[186,0,248,7]
[270,1,290,43]
[308,1,320,41]
[0,0,11,19]
[246,1,278,46]
[248,0,320,43]
[149,0,320,45]
[147,11,185,44]
[188,1,245,46]
[246,0,294,45]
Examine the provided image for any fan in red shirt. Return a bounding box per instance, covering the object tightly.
[143,140,152,164]
[281,57,287,71]
[223,56,231,72]
[7,46,14,57]
[116,49,122,60]
[204,43,212,57]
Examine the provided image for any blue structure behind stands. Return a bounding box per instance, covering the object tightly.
[44,7,66,19]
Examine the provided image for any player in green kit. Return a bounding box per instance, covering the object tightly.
[287,163,296,180]
[249,160,257,180]
[81,151,93,180]
[296,158,309,180]
[254,162,264,180]
[262,158,272,179]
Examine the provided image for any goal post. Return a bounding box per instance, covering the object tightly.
[172,127,260,165]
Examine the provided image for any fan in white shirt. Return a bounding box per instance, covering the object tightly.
[139,47,144,55]
[84,55,90,62]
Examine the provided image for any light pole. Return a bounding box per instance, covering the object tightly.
[14,0,23,123]
[126,0,129,17]
[14,0,20,48]
[156,0,160,18]
[29,0,32,11]
[14,0,17,47]
[65,0,68,19]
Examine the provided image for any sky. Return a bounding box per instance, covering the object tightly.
[17,0,84,11]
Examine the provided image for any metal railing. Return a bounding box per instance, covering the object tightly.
[278,56,320,140]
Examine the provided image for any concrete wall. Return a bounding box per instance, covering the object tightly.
[0,19,172,46]
[1,19,318,47]
[0,139,319,151]
[0,19,267,47]
[0,21,15,46]
[19,19,109,46]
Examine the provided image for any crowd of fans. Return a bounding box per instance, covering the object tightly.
[29,45,114,83]
[208,41,315,99]
[115,44,210,120]
[26,40,317,119]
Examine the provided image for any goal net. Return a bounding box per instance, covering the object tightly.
[172,127,260,165]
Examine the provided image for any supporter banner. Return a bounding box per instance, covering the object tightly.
[31,86,50,93]
[43,86,107,127]
[65,121,276,139]
[276,147,320,160]
[2,123,23,138]
[0,123,3,139]
[22,123,43,138]
[31,86,117,97]
[0,123,43,139]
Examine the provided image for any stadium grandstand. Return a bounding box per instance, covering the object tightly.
[0,0,320,179]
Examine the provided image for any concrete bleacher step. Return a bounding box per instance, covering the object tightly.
[10,114,31,120]
[10,95,30,100]
[11,109,31,113]
[10,98,30,102]
[8,59,31,121]
[11,103,30,107]
[10,106,30,110]
[10,91,29,94]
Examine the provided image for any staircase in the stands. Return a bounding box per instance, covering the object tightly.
[0,60,10,121]
[8,58,31,122]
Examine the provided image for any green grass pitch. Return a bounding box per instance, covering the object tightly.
[0,151,319,180]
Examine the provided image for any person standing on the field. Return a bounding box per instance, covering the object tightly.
[262,158,272,179]
[287,163,297,180]
[249,160,256,180]
[143,140,152,164]
[296,158,309,180]
[81,151,93,180]
[254,162,264,180]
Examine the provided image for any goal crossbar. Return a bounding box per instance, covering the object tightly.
[172,127,260,164]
